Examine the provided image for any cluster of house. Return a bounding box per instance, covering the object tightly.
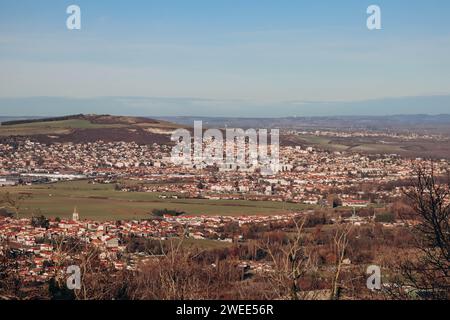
[0,140,171,175]
[0,210,304,283]
[1,139,449,207]
[291,129,449,142]
[103,147,449,206]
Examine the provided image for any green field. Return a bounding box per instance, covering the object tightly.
[348,143,405,153]
[297,135,407,153]
[296,135,350,151]
[0,115,185,137]
[1,180,312,220]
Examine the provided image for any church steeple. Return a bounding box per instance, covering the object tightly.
[72,206,79,221]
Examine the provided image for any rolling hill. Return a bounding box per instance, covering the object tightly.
[0,114,185,144]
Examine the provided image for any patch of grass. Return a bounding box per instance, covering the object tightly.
[181,238,234,250]
[1,180,314,220]
[349,144,405,153]
[294,134,411,154]
[296,135,349,151]
[0,119,124,136]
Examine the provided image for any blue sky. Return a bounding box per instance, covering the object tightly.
[0,0,450,116]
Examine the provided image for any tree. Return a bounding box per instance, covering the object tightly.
[329,224,352,300]
[259,218,318,300]
[395,164,450,299]
[151,208,185,217]
[0,208,14,218]
[127,236,242,300]
[0,192,27,219]
[31,215,50,229]
[327,194,342,208]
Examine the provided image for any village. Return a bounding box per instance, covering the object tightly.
[0,209,311,283]
[0,203,409,285]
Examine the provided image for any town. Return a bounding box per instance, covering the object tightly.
[1,132,447,293]
[1,139,448,206]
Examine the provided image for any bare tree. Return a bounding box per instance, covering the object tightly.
[128,237,213,300]
[397,164,450,299]
[329,224,352,300]
[74,246,130,300]
[0,192,27,219]
[260,218,318,300]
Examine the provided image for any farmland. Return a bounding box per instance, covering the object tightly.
[0,119,123,137]
[283,133,450,159]
[0,180,312,220]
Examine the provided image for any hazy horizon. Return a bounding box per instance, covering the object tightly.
[1,1,450,117]
[0,94,449,118]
